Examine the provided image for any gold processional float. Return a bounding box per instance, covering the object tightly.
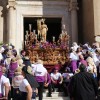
[24,18,70,72]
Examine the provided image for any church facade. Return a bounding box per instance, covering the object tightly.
[0,0,100,51]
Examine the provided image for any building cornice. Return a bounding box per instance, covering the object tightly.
[15,0,69,7]
[7,0,16,9]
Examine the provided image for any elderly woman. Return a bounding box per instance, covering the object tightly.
[19,66,38,100]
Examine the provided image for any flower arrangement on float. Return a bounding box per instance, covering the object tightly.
[32,41,68,51]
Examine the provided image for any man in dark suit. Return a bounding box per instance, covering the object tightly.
[69,64,98,100]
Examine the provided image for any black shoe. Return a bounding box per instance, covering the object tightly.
[52,89,55,92]
[47,93,52,97]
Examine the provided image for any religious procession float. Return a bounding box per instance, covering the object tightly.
[24,18,70,71]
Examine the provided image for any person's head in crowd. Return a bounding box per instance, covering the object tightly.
[10,57,18,70]
[79,54,84,60]
[86,57,97,74]
[53,67,59,73]
[76,47,81,53]
[20,50,26,57]
[22,66,32,76]
[24,50,30,57]
[92,42,99,49]
[75,68,80,74]
[54,60,62,69]
[79,64,86,72]
[11,45,15,50]
[36,59,43,65]
[2,44,8,50]
[95,48,100,55]
[15,67,22,76]
[79,46,83,51]
[79,54,88,67]
[22,51,31,66]
[12,50,17,57]
[2,49,9,55]
[11,57,17,63]
[83,45,88,50]
[72,42,78,47]
[70,47,76,53]
[92,43,97,49]
[85,50,92,57]
[7,51,13,58]
[16,55,24,67]
[79,43,83,47]
[86,57,94,66]
[8,45,12,50]
[72,42,79,51]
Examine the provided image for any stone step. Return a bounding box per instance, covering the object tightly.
[36,97,70,100]
[43,92,64,97]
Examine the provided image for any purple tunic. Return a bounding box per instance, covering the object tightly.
[9,62,18,78]
[80,59,87,67]
[36,76,45,82]
[71,60,77,73]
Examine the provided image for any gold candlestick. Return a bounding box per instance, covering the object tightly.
[29,24,32,31]
[53,36,55,42]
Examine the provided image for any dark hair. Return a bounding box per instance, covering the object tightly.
[79,64,86,72]
[20,50,26,55]
[22,66,39,88]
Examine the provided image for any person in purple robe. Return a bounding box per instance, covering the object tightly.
[79,54,88,67]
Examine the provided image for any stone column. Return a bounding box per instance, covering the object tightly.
[7,0,16,45]
[69,0,78,43]
[0,7,3,43]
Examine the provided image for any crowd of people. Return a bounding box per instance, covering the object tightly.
[0,42,99,100]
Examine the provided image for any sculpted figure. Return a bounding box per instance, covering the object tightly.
[37,18,48,42]
[41,19,48,42]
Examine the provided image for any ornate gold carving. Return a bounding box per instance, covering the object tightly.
[25,20,69,65]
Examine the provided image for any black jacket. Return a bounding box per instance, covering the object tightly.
[69,72,98,100]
